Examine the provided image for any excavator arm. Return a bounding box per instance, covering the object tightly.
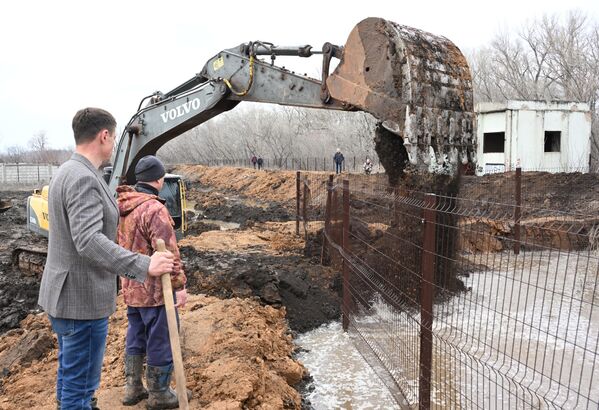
[109,17,476,192]
[109,42,350,191]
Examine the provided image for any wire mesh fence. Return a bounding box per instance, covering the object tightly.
[299,169,599,409]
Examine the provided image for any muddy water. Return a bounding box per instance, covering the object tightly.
[304,250,599,408]
[438,250,599,408]
[185,199,241,230]
[200,219,240,230]
[296,321,397,409]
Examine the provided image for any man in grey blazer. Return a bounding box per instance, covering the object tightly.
[38,107,175,410]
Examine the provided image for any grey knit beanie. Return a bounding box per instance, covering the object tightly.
[135,155,166,182]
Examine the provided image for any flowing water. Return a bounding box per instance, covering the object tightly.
[296,250,599,409]
[296,321,398,409]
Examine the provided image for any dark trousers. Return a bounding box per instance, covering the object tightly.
[335,162,342,174]
[125,304,179,367]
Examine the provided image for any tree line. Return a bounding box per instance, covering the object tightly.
[0,132,72,164]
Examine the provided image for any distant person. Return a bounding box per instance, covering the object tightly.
[257,156,264,170]
[250,155,257,169]
[37,107,174,410]
[363,157,373,175]
[116,155,189,409]
[333,148,344,174]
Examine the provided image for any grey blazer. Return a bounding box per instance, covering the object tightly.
[38,153,150,320]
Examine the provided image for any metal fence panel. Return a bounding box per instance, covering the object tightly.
[302,170,599,409]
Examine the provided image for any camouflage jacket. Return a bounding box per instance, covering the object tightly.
[117,184,186,307]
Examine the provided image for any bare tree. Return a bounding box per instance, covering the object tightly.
[4,145,26,163]
[468,11,599,170]
[28,131,51,163]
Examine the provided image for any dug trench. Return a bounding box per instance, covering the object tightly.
[179,165,342,334]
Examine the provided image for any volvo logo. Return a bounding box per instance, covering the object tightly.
[160,98,201,123]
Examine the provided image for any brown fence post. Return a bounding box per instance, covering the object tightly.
[296,171,301,236]
[514,167,522,254]
[303,179,309,240]
[321,175,334,265]
[342,179,351,331]
[331,178,338,250]
[394,187,399,226]
[419,193,437,410]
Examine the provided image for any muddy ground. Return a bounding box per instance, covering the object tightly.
[0,294,307,409]
[0,166,340,409]
[179,222,339,334]
[0,165,597,409]
[461,171,599,215]
[0,190,45,334]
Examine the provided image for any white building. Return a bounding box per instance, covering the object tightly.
[475,100,591,174]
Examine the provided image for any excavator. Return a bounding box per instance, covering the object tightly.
[19,17,476,275]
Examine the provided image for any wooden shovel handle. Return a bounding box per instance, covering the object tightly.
[156,239,189,409]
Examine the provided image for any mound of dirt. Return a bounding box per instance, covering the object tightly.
[186,185,294,227]
[0,295,305,410]
[180,221,340,333]
[176,165,334,212]
[176,165,302,204]
[460,171,599,216]
[182,251,340,333]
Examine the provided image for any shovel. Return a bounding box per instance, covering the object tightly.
[156,239,189,409]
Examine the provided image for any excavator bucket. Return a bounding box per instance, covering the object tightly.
[327,17,476,173]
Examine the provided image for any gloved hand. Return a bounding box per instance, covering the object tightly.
[175,288,187,308]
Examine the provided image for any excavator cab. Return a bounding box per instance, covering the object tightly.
[161,174,187,235]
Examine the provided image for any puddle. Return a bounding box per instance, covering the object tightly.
[200,219,240,231]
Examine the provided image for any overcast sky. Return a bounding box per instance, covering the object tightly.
[1,0,598,151]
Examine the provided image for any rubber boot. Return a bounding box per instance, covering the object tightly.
[122,354,148,406]
[145,364,179,410]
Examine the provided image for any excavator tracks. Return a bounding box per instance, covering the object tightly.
[12,247,47,277]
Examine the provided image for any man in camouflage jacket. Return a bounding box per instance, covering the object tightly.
[117,155,188,409]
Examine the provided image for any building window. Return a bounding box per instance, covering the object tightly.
[544,131,561,152]
[483,132,505,153]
